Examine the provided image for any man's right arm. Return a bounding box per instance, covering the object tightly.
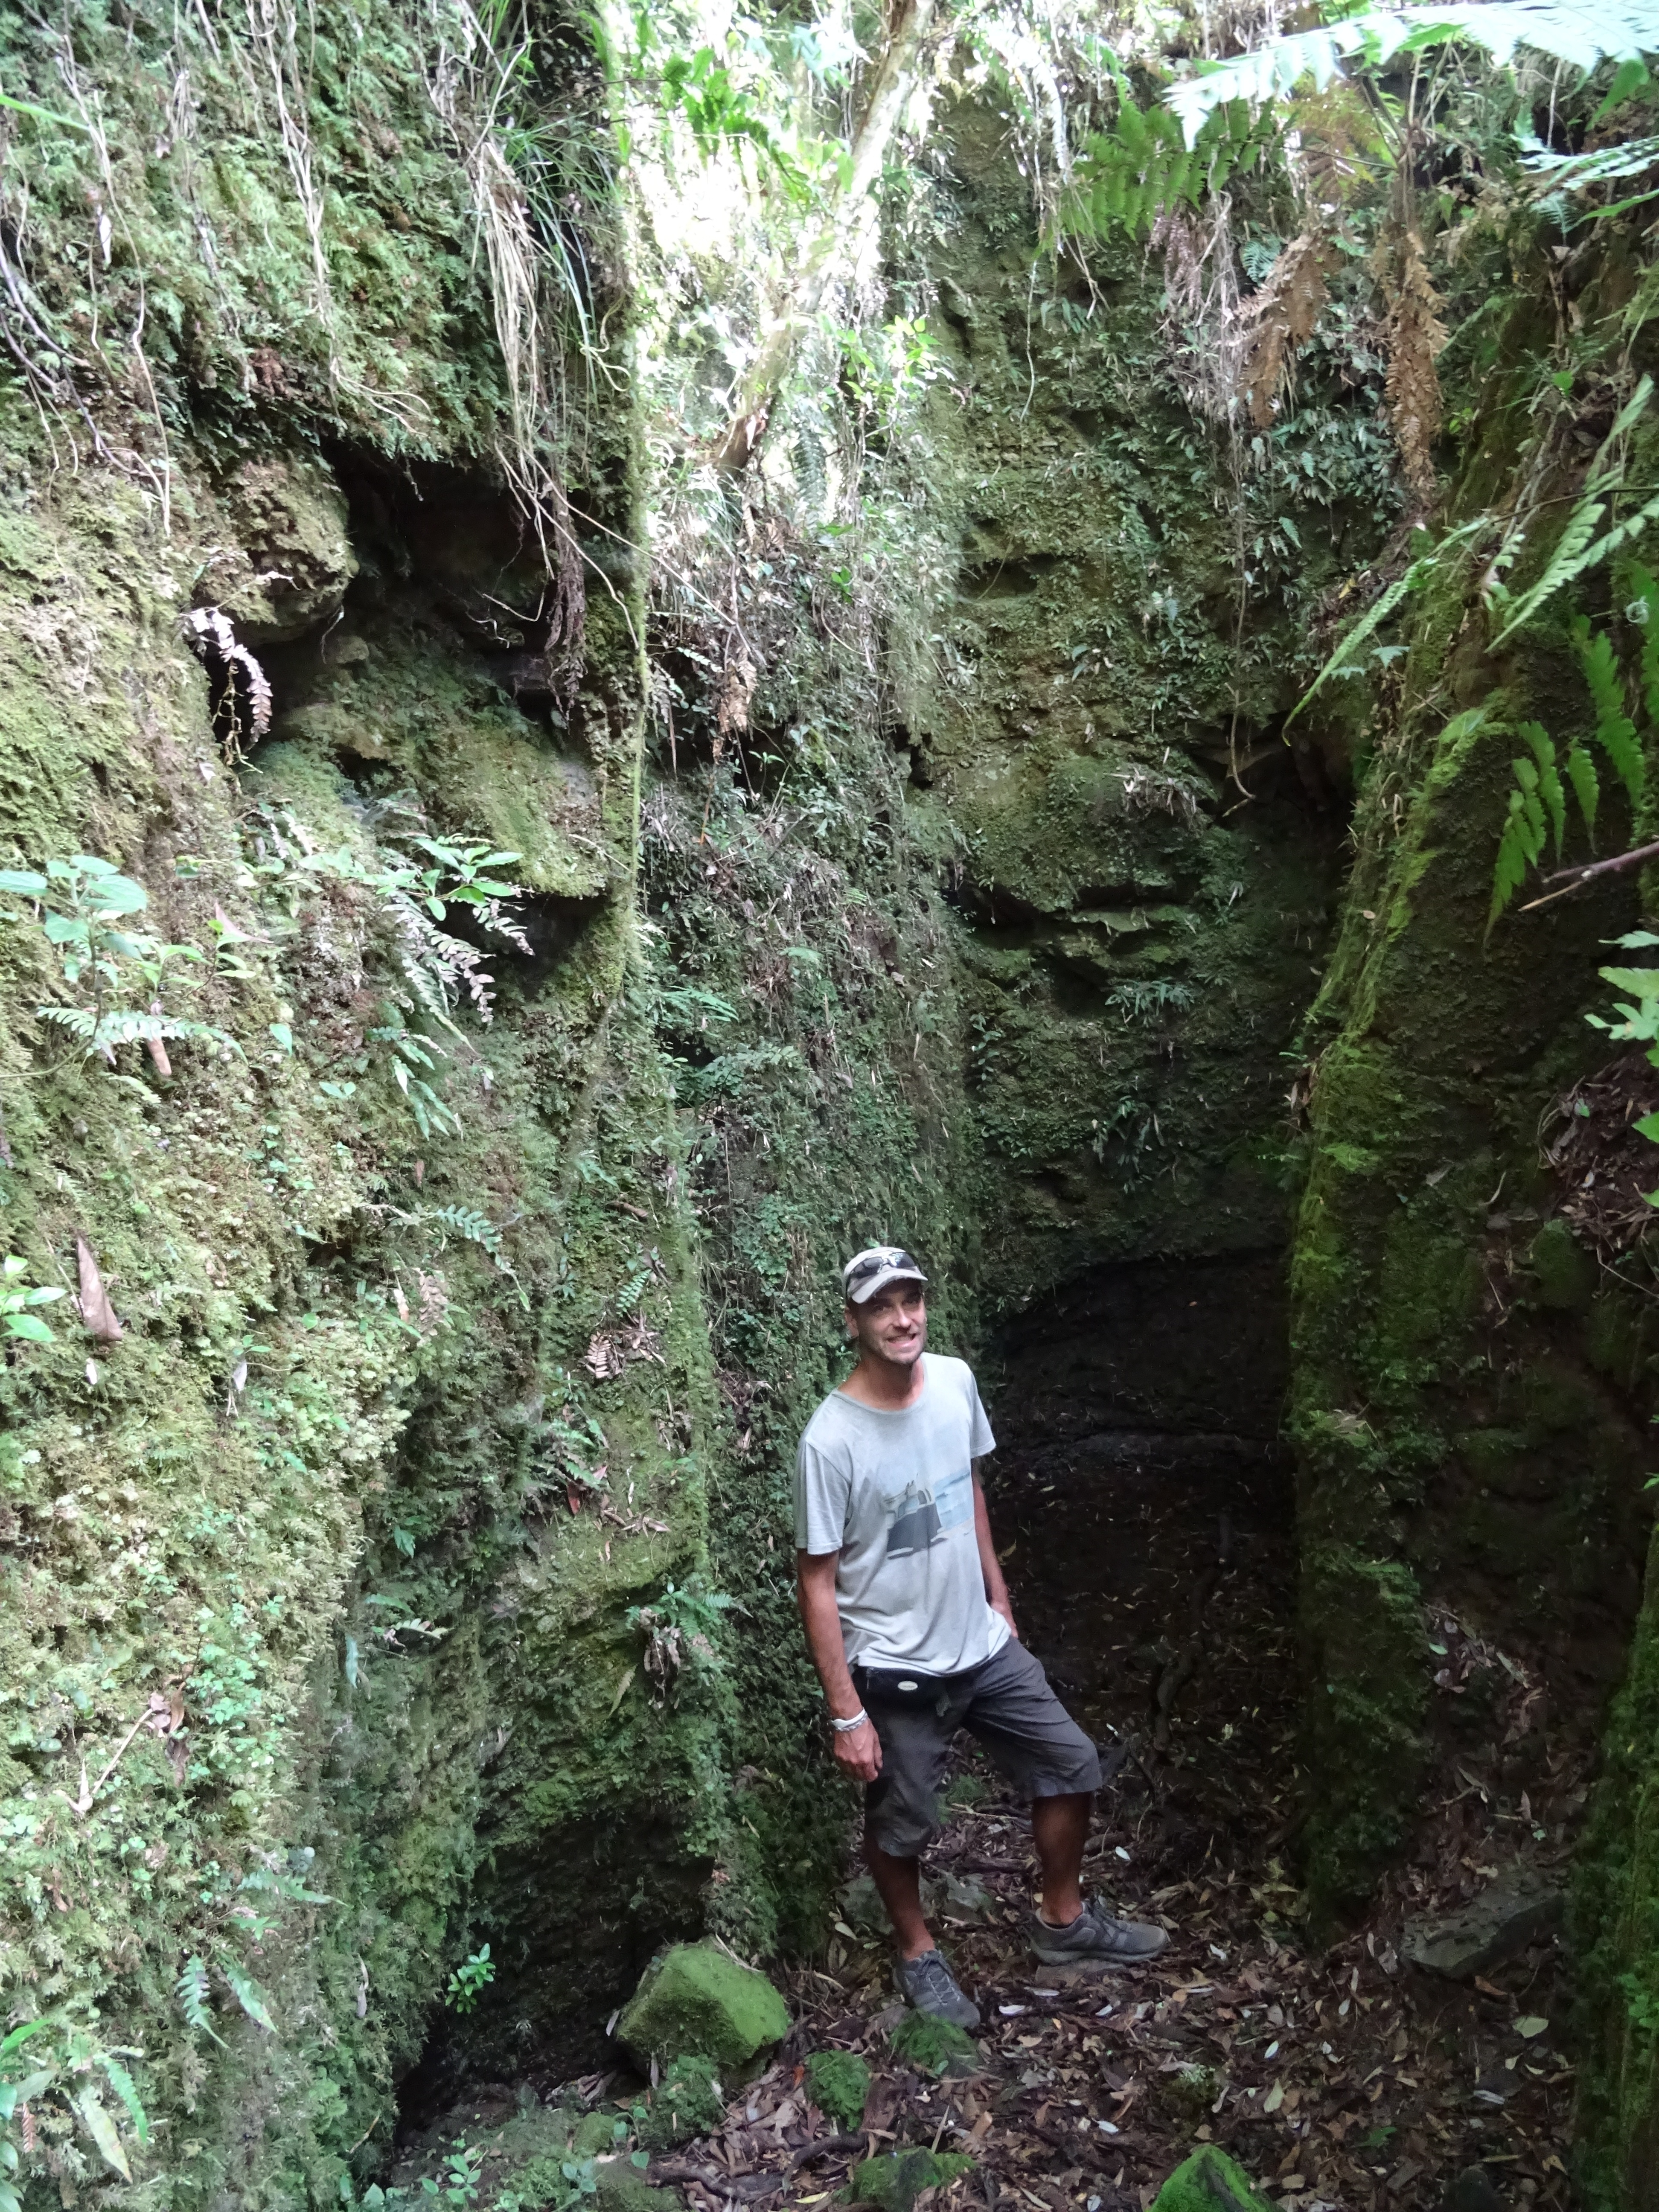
[796,1549,882,1784]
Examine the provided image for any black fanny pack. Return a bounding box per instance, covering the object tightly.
[853,1663,971,1709]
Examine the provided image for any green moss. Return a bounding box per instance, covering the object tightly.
[594,2165,686,2212]
[1148,2145,1275,2212]
[804,2051,872,2131]
[617,1945,790,2075]
[1528,1218,1598,1311]
[845,2149,974,2212]
[634,2054,727,2151]
[888,2011,978,2076]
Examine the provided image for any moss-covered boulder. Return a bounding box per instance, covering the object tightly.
[1149,2146,1274,2212]
[845,2149,973,2212]
[617,1944,791,2074]
[805,2050,872,2130]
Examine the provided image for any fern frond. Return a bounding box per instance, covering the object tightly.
[97,2056,148,2148]
[1564,740,1601,839]
[1166,3,1659,145]
[1519,721,1566,857]
[1491,495,1608,646]
[175,1956,226,2046]
[220,1958,276,2033]
[1578,618,1646,808]
[1491,379,1657,644]
[1522,130,1659,194]
[1489,787,1539,934]
[1621,558,1659,725]
[1060,98,1255,241]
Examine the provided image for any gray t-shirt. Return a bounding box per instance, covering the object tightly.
[794,1353,1006,1676]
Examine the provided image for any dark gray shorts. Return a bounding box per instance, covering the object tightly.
[858,1636,1102,1858]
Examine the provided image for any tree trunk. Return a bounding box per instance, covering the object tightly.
[711,0,939,476]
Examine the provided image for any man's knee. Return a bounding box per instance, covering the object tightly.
[866,1774,938,1859]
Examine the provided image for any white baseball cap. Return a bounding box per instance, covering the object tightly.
[842,1245,928,1304]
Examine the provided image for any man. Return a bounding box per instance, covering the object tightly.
[795,1244,1168,2029]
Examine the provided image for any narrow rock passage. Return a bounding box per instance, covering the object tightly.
[407,1410,1578,2212]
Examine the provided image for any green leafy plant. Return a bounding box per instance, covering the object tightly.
[247,809,532,1136]
[0,855,236,1067]
[446,1945,496,2014]
[1107,980,1196,1025]
[1,2019,150,2206]
[0,1254,63,1344]
[364,2141,486,2212]
[626,1578,736,1703]
[1058,90,1271,242]
[1488,592,1653,929]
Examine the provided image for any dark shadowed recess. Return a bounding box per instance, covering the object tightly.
[981,1254,1298,1874]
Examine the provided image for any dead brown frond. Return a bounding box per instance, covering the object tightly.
[1236,227,1336,431]
[1380,218,1447,507]
[1154,203,1333,435]
[1153,198,1243,425]
[180,607,273,756]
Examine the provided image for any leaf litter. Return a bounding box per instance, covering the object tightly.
[413,1430,1579,2212]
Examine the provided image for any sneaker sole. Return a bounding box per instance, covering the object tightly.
[1027,1934,1170,1968]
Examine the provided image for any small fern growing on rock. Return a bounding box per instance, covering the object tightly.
[0,856,237,1070]
[1487,580,1656,931]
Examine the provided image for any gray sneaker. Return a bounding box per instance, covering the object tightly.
[896,1947,982,2029]
[1027,1898,1170,1967]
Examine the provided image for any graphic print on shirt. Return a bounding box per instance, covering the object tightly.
[883,1465,973,1557]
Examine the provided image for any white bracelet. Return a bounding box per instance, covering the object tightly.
[830,1708,868,1733]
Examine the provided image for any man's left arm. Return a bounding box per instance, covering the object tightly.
[972,1462,1017,1640]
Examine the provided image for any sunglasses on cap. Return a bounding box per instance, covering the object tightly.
[844,1247,925,1288]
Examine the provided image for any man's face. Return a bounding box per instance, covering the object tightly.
[847,1282,927,1368]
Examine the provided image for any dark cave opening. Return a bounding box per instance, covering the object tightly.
[983,1253,1299,1880]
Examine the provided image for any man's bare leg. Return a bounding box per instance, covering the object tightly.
[864,1834,935,1959]
[1032,1790,1091,1927]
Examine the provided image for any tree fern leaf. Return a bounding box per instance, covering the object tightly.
[1166,4,1659,146]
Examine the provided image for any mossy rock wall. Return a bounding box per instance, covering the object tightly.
[1279,289,1659,2195]
[0,6,752,2201]
[888,101,1385,1313]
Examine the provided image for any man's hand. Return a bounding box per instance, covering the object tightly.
[991,1593,1019,1642]
[832,1715,882,1784]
